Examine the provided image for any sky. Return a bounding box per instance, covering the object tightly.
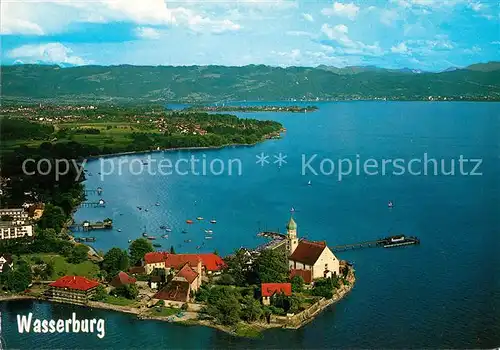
[1,0,499,70]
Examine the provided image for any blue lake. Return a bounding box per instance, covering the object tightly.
[2,101,499,348]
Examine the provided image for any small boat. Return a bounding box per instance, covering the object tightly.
[147,236,156,240]
[142,232,148,237]
[117,229,122,232]
[307,180,311,186]
[137,206,142,210]
[85,237,96,242]
[205,229,213,234]
[128,239,132,243]
[388,201,394,208]
[161,234,169,239]
[153,243,161,248]
[165,228,172,232]
[182,229,188,234]
[210,219,216,224]
[145,209,149,212]
[205,236,212,239]
[186,220,193,224]
[155,202,160,206]
[197,217,203,220]
[184,239,192,243]
[196,245,201,249]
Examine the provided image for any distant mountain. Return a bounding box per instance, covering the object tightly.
[442,67,460,72]
[1,64,499,102]
[465,61,500,72]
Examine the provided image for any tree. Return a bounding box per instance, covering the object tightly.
[253,249,288,284]
[67,244,89,264]
[169,245,175,254]
[91,284,108,301]
[113,284,139,300]
[203,286,242,326]
[5,261,32,292]
[129,238,153,266]
[291,275,304,293]
[220,249,252,287]
[37,204,66,232]
[240,295,263,322]
[102,248,130,279]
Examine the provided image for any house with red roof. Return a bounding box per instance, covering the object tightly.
[110,271,137,288]
[153,262,202,305]
[261,283,292,305]
[143,252,225,277]
[285,216,340,282]
[47,276,100,304]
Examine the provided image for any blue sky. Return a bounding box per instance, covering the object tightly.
[1,0,499,70]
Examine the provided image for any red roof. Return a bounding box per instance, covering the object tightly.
[175,263,199,284]
[261,283,292,297]
[144,252,170,264]
[196,254,226,271]
[144,252,225,272]
[50,276,99,291]
[290,269,312,284]
[153,280,190,302]
[289,240,327,266]
[110,271,136,287]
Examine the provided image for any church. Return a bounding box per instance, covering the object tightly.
[285,216,340,284]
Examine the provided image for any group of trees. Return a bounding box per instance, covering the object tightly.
[218,248,289,287]
[0,260,32,293]
[100,238,153,280]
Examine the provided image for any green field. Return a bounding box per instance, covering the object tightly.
[22,253,100,280]
[103,295,137,306]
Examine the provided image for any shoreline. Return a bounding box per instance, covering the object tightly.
[0,270,356,337]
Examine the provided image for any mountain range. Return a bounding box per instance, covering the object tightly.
[1,61,499,103]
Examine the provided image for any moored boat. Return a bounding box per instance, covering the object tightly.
[165,228,172,232]
[186,220,193,224]
[153,243,161,248]
[210,219,216,224]
[205,236,212,239]
[147,236,156,240]
[197,217,203,220]
[161,234,169,239]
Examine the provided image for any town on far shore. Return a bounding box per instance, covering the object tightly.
[0,201,355,336]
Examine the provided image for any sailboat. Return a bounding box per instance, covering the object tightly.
[307,180,311,186]
[388,200,394,208]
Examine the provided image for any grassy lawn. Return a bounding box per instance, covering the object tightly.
[234,323,263,338]
[148,306,179,317]
[22,253,100,280]
[103,295,137,306]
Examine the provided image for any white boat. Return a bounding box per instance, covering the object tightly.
[210,219,217,224]
[155,202,160,206]
[205,229,213,234]
[307,180,311,186]
[205,236,213,239]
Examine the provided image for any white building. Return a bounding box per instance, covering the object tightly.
[0,208,29,222]
[0,222,34,240]
[286,216,340,283]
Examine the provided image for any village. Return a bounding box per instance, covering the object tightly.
[0,204,355,336]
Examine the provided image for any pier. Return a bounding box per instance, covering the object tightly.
[257,231,420,253]
[83,187,103,195]
[79,199,106,208]
[70,219,113,231]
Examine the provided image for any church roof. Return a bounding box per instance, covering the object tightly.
[286,216,297,230]
[289,240,327,266]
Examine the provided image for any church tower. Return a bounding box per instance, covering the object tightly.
[287,216,299,255]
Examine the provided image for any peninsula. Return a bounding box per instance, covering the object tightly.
[185,105,319,113]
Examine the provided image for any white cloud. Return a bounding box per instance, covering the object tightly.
[321,24,382,56]
[135,27,161,39]
[380,9,400,26]
[302,13,314,22]
[7,43,89,65]
[0,0,241,35]
[286,31,313,37]
[391,42,410,54]
[321,2,360,20]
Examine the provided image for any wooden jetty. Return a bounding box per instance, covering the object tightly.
[79,199,106,208]
[257,232,419,253]
[83,187,103,195]
[71,219,113,231]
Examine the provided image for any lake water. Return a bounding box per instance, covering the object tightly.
[2,102,499,348]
